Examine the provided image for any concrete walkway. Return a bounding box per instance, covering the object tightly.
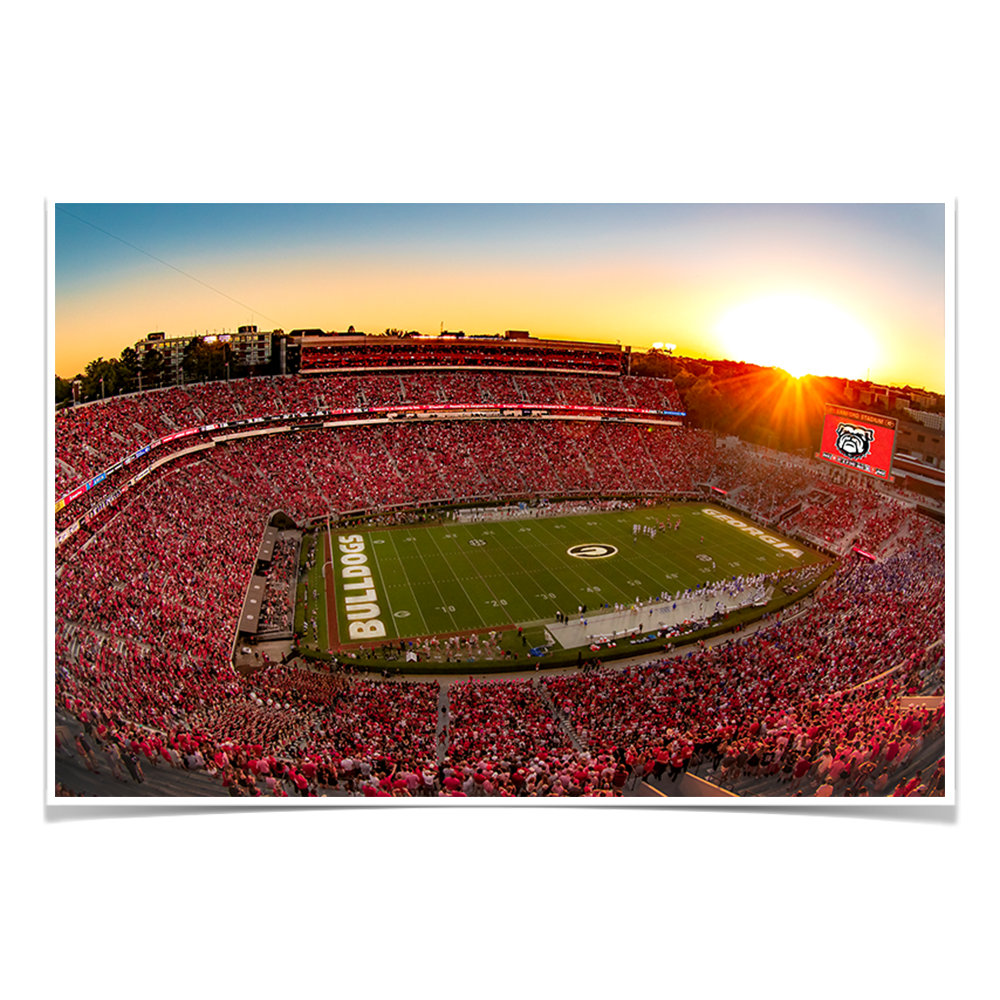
[54,713,230,798]
[435,682,450,764]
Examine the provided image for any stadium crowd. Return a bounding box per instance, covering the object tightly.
[784,485,927,556]
[542,541,944,794]
[300,342,625,374]
[56,371,685,503]
[54,370,946,798]
[258,535,298,636]
[109,419,716,525]
[712,447,816,523]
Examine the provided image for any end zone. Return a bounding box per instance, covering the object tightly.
[701,507,804,558]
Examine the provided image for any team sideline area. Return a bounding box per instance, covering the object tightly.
[53,370,946,799]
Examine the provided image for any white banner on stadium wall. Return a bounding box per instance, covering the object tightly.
[83,488,123,523]
[55,521,80,547]
[57,435,161,513]
[701,508,804,558]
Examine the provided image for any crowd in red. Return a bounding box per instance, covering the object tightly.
[56,550,944,798]
[54,372,945,798]
[258,535,297,636]
[56,372,685,503]
[300,342,625,374]
[434,678,636,796]
[130,419,717,524]
[712,447,817,523]
[57,458,270,666]
[784,485,930,556]
[542,542,944,795]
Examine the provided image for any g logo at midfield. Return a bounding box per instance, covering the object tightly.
[835,422,875,459]
[567,544,618,559]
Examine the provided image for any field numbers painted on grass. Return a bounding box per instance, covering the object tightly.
[536,592,557,600]
[518,527,532,533]
[444,533,457,539]
[664,573,678,580]
[487,599,508,607]
[373,539,385,544]
[729,561,741,568]
[437,605,457,613]
[469,539,487,547]
[628,579,643,587]
[585,586,602,593]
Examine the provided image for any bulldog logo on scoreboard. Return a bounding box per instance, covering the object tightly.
[567,544,618,559]
[834,422,876,460]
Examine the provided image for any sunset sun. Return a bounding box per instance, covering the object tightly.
[714,294,876,379]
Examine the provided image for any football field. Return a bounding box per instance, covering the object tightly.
[313,503,827,653]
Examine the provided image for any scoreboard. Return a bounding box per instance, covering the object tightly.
[817,404,897,481]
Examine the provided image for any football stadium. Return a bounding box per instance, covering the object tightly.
[53,330,946,800]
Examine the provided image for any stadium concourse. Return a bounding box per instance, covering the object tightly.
[53,370,946,799]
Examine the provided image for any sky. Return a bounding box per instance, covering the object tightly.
[54,202,946,392]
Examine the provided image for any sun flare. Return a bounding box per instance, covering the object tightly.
[714,294,876,379]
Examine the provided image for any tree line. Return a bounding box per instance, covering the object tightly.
[630,351,944,455]
[56,336,281,407]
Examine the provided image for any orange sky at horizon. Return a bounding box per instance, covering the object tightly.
[54,204,947,393]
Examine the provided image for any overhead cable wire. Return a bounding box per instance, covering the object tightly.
[56,206,277,323]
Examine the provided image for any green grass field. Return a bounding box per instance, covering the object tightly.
[301,503,827,661]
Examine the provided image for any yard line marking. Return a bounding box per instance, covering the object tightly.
[323,526,339,650]
[364,530,402,638]
[452,520,559,626]
[395,525,462,634]
[485,519,581,612]
[447,521,539,623]
[383,528,434,637]
[425,529,514,628]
